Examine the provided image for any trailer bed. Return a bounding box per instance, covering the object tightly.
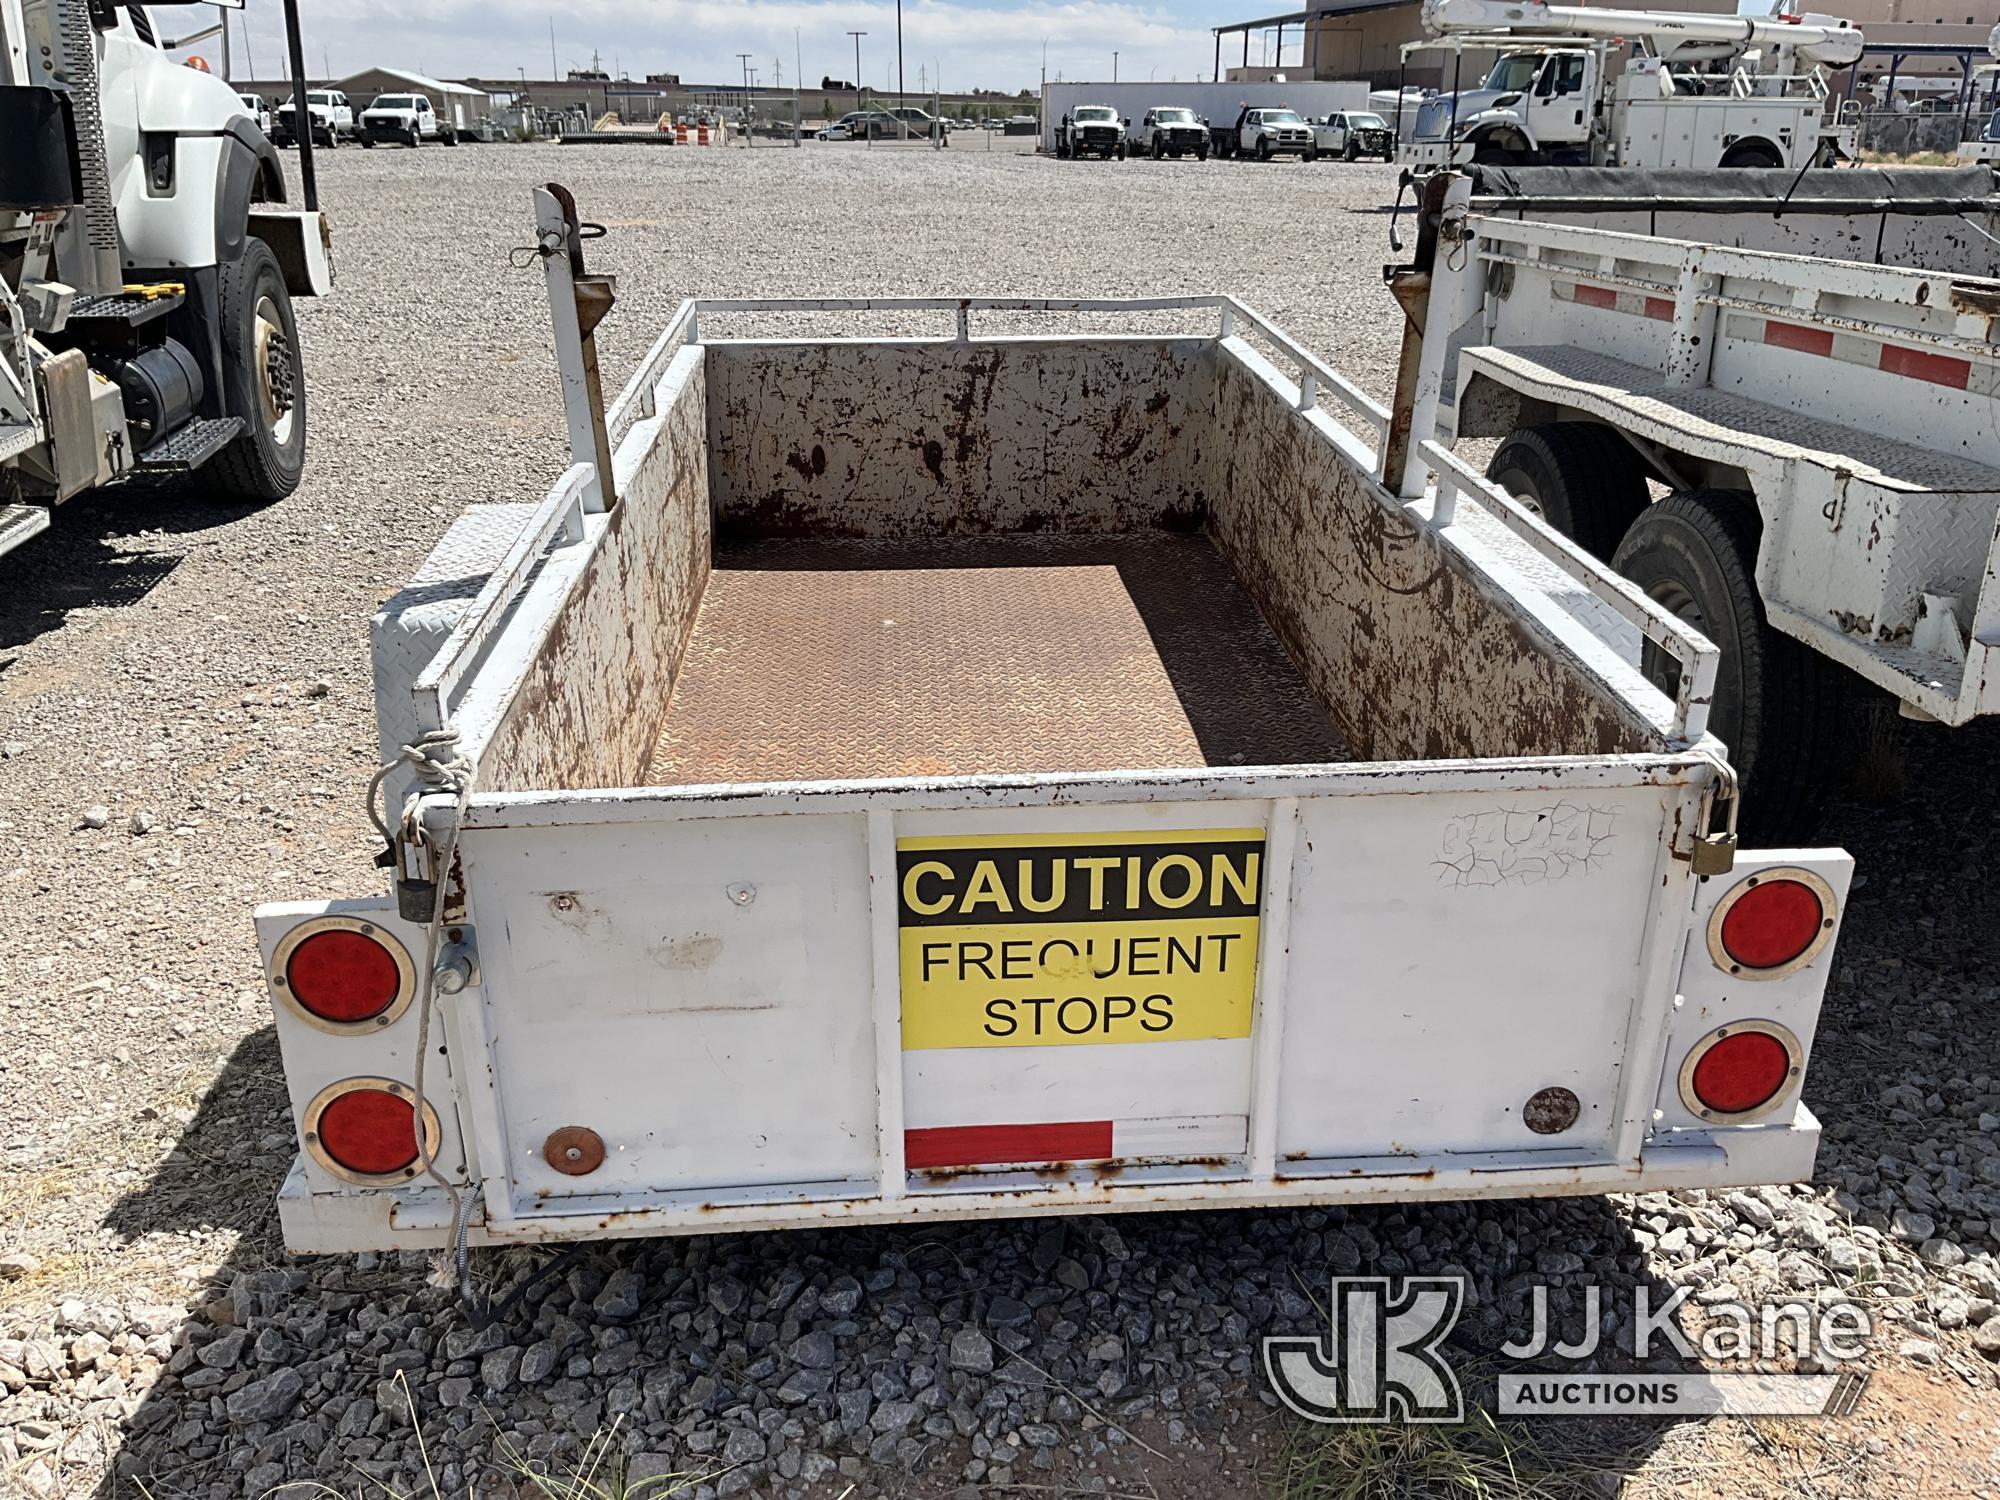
[647,533,1349,785]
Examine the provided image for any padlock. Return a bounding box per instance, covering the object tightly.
[1691,762,1739,876]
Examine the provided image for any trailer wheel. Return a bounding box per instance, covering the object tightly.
[208,237,307,504]
[1486,422,1648,560]
[1612,490,1841,842]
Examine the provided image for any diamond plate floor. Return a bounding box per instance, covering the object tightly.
[647,534,1348,784]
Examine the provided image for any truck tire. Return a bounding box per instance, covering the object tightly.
[1486,422,1648,560]
[1471,143,1517,165]
[1152,136,1164,159]
[1255,136,1272,160]
[208,237,307,504]
[1304,144,1319,162]
[407,127,420,147]
[1344,140,1360,161]
[1719,140,1782,168]
[1611,490,1841,843]
[1115,141,1127,160]
[1197,141,1210,160]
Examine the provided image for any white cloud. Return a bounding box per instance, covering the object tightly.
[226,0,1219,92]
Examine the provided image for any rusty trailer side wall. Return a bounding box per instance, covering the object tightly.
[1203,340,1656,761]
[705,338,1215,537]
[481,346,712,792]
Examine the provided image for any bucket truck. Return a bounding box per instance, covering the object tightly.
[1396,0,1862,172]
[0,0,332,560]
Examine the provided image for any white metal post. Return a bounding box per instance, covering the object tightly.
[1395,175,1476,499]
[533,186,610,514]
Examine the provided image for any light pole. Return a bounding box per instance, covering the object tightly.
[848,30,865,117]
[1113,51,1118,82]
[896,0,905,134]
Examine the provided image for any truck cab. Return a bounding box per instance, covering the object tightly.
[1409,47,1596,166]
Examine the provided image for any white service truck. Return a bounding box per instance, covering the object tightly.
[1396,165,2000,841]
[251,184,1847,1256]
[1,0,333,558]
[1397,0,1860,171]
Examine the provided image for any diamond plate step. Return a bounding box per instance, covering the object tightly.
[132,416,242,473]
[0,503,52,559]
[67,289,184,327]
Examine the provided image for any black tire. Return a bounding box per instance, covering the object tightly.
[1611,491,1842,843]
[1115,141,1127,160]
[1197,142,1210,161]
[1344,140,1360,161]
[1719,141,1783,168]
[362,136,376,148]
[1152,136,1164,160]
[1485,422,1649,560]
[1304,145,1318,162]
[1470,143,1517,165]
[1255,137,1272,161]
[208,237,307,504]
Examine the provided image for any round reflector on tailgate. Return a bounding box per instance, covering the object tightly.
[271,916,414,1029]
[1705,869,1837,978]
[1679,1021,1801,1122]
[303,1078,441,1185]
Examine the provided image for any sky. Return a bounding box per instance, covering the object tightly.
[205,0,1240,93]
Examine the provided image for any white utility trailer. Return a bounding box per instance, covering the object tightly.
[253,186,1848,1254]
[1405,165,2000,840]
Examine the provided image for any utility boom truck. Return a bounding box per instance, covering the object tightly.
[0,0,332,558]
[1398,0,1861,171]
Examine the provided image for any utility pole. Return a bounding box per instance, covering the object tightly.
[848,30,866,116]
[548,17,557,81]
[1113,51,1118,82]
[896,0,905,121]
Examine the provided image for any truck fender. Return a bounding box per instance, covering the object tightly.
[216,122,288,266]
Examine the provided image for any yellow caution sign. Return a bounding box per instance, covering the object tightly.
[898,829,1265,1050]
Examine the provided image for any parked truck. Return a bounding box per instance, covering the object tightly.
[1397,0,1860,171]
[251,184,1846,1255]
[1,0,333,558]
[1396,165,2000,840]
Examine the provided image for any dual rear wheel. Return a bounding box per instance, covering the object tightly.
[1485,423,1841,843]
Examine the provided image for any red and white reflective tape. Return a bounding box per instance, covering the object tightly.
[1725,312,1992,394]
[1552,279,1674,323]
[905,1114,1246,1171]
[1552,279,1997,394]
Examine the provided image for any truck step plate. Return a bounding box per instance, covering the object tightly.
[0,503,52,558]
[649,533,1350,783]
[66,289,185,327]
[132,416,242,473]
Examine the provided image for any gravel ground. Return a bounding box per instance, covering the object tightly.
[2,142,1999,1499]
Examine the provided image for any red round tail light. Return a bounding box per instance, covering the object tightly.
[272,918,413,1028]
[1680,1023,1800,1121]
[1707,870,1836,977]
[304,1078,439,1184]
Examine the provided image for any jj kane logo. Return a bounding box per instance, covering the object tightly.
[1263,1277,1466,1425]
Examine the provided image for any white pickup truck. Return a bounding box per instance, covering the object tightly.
[1311,110,1394,161]
[253,185,1847,1255]
[360,93,457,147]
[1401,164,2000,840]
[275,88,352,149]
